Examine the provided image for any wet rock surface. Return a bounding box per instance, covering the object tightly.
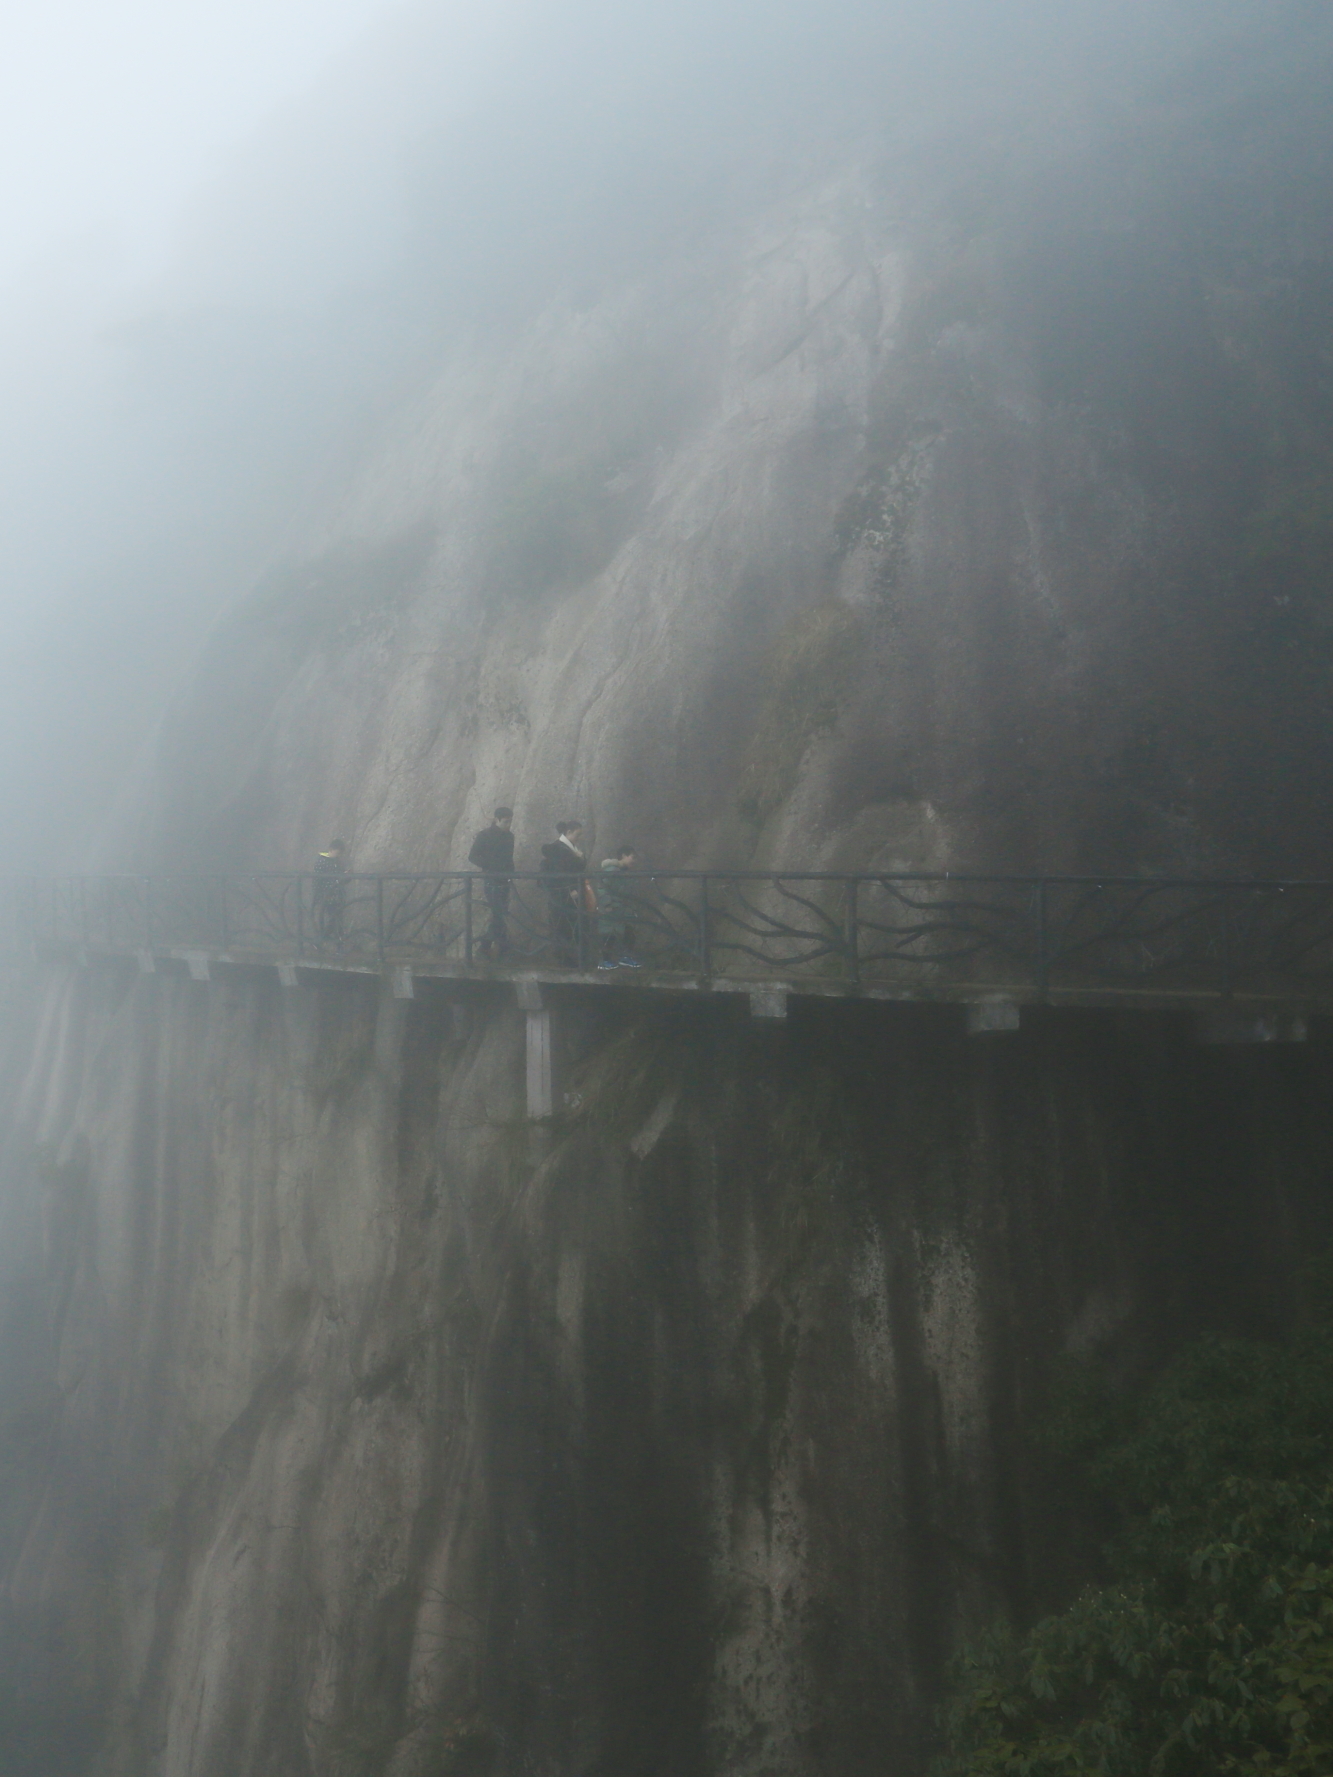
[2,967,1330,1775]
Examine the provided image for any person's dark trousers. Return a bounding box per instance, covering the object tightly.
[480,877,511,956]
[550,901,578,966]
[313,884,344,945]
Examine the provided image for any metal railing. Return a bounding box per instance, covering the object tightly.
[10,871,1333,1003]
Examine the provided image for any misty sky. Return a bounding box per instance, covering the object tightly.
[2,0,1278,308]
[0,0,412,292]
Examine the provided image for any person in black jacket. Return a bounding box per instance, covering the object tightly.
[468,806,515,958]
[540,820,586,964]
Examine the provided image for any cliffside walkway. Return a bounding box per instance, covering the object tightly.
[13,870,1328,1113]
[14,868,1333,1016]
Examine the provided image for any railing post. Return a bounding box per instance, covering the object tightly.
[577,878,589,971]
[376,877,385,967]
[844,878,859,984]
[218,876,230,952]
[1034,879,1048,998]
[699,875,712,977]
[1220,887,1235,1001]
[464,874,474,965]
[296,874,305,959]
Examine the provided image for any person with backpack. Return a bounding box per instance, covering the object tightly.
[597,845,642,969]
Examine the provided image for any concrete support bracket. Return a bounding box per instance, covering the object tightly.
[514,978,544,1012]
[185,953,211,982]
[390,965,414,1000]
[748,985,788,1020]
[516,980,553,1118]
[966,999,1021,1035]
[277,963,299,989]
[526,1008,554,1120]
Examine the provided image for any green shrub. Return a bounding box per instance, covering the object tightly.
[936,1281,1333,1777]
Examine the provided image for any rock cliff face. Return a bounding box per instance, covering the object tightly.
[4,13,1333,1777]
[121,11,1333,882]
[4,964,1331,1777]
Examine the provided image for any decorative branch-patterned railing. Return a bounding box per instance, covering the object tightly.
[10,872,1333,1003]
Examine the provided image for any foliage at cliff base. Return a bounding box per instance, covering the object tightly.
[936,1276,1333,1777]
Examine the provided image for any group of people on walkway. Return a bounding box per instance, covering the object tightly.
[310,811,643,969]
[468,808,642,969]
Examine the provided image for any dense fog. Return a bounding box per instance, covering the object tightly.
[0,0,1315,870]
[5,11,1333,1776]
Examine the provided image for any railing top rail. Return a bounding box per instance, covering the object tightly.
[15,871,1333,891]
[13,865,1333,1008]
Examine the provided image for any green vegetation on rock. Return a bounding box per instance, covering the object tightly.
[936,1277,1333,1777]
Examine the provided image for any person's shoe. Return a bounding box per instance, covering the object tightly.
[618,955,643,969]
[597,960,619,972]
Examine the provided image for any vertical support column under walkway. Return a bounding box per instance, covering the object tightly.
[516,980,553,1119]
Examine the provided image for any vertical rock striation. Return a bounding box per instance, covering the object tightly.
[2,966,1330,1775]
